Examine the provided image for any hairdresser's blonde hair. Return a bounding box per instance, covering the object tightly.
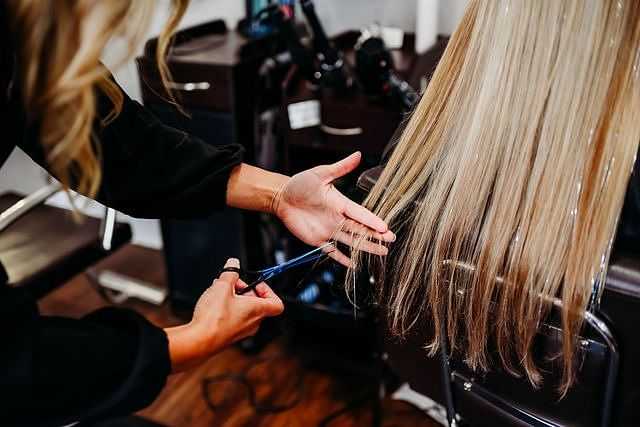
[350,0,640,393]
[7,0,188,197]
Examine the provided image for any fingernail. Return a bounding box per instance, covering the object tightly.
[255,283,268,296]
[225,258,240,268]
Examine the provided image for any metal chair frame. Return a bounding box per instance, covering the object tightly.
[437,261,620,427]
[0,182,119,249]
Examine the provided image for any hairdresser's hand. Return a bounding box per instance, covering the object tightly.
[274,152,395,267]
[166,258,284,372]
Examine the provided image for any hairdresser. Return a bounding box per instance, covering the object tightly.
[0,1,394,426]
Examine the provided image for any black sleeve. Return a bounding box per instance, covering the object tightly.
[1,285,171,427]
[17,80,244,219]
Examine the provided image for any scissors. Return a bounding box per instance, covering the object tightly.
[221,242,335,295]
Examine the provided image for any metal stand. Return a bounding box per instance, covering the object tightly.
[92,207,167,306]
[438,321,458,427]
[435,261,619,427]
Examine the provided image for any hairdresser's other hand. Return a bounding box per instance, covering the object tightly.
[166,258,283,372]
[274,152,395,267]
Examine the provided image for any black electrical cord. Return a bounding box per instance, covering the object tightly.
[201,353,305,414]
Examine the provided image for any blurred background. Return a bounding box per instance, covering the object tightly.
[0,0,467,249]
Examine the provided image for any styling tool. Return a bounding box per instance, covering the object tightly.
[221,242,335,295]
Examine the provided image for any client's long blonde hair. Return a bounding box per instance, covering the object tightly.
[350,0,640,393]
[7,0,188,197]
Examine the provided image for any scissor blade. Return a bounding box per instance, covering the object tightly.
[236,243,335,295]
[261,242,334,277]
[286,242,333,264]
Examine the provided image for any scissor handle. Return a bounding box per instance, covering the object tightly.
[232,243,335,295]
[236,276,270,295]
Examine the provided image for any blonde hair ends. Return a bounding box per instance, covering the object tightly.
[349,0,640,393]
[7,0,189,197]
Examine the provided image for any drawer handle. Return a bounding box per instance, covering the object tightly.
[320,124,363,136]
[166,81,211,91]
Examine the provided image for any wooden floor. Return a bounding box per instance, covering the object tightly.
[39,245,439,427]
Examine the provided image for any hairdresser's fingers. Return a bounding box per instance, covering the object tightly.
[320,152,361,182]
[219,258,240,284]
[334,231,389,256]
[341,219,395,243]
[341,197,394,237]
[235,279,248,291]
[235,279,261,297]
[326,247,354,268]
[235,279,252,292]
[253,283,284,316]
[254,282,277,299]
[321,242,337,255]
[245,326,260,338]
[339,218,368,235]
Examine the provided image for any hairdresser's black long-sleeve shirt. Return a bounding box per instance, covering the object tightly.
[1,91,243,427]
[0,12,243,427]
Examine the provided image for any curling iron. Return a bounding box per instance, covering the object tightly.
[300,0,351,91]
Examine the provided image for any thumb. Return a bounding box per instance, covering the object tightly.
[321,152,361,181]
[215,258,240,296]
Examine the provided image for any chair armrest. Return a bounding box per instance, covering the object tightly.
[606,254,640,298]
[0,182,62,232]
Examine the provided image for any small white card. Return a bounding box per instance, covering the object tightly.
[382,27,405,50]
[288,100,321,130]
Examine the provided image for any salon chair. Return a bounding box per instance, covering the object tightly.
[0,183,131,298]
[358,166,640,427]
